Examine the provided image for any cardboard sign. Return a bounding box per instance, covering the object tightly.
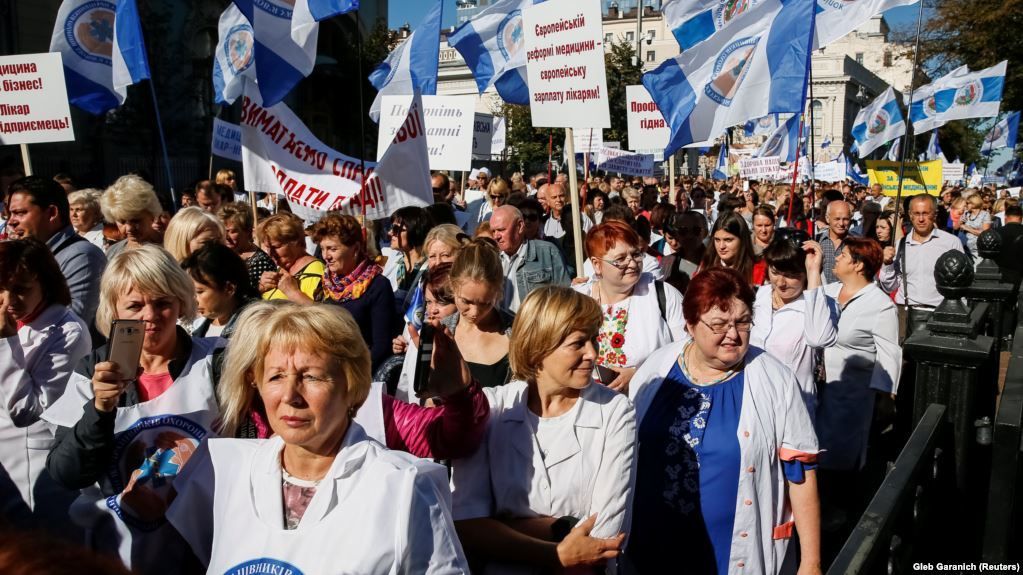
[596,147,653,177]
[378,95,476,171]
[866,160,943,196]
[740,157,781,179]
[211,118,242,162]
[523,0,610,128]
[626,84,669,152]
[813,160,845,182]
[0,53,74,145]
[943,162,965,184]
[573,128,603,153]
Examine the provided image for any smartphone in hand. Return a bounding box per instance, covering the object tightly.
[107,320,144,380]
[412,323,436,396]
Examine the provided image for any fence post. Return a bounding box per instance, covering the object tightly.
[904,250,995,491]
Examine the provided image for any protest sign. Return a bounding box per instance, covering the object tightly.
[0,53,74,145]
[573,128,603,153]
[523,0,610,128]
[866,160,943,196]
[605,141,621,149]
[211,118,242,162]
[626,84,669,152]
[492,116,506,155]
[377,94,475,171]
[596,147,653,177]
[473,113,494,158]
[241,87,431,221]
[943,162,965,184]
[740,157,781,179]
[813,160,845,182]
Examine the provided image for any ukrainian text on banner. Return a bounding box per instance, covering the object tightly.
[377,94,475,170]
[0,53,75,145]
[211,118,242,161]
[739,156,780,179]
[240,89,431,219]
[595,147,653,176]
[625,84,669,152]
[866,160,943,196]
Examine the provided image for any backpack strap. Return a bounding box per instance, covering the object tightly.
[655,279,667,323]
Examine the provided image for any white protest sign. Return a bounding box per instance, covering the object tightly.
[523,0,610,128]
[573,128,603,153]
[211,118,242,162]
[473,113,495,158]
[626,84,669,152]
[492,116,506,154]
[943,162,965,183]
[605,141,621,149]
[378,95,475,171]
[813,160,845,182]
[740,157,781,179]
[596,147,654,177]
[637,148,665,162]
[0,53,74,145]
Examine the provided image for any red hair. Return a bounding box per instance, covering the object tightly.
[842,236,883,278]
[683,267,756,325]
[585,220,641,260]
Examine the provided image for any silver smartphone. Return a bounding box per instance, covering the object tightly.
[107,320,144,379]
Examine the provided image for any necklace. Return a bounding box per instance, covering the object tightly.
[679,341,740,386]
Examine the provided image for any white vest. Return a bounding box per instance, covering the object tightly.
[43,337,220,573]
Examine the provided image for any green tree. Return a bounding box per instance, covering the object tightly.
[603,39,643,145]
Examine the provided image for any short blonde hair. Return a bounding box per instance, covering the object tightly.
[424,223,469,256]
[621,187,641,202]
[163,206,225,262]
[67,189,103,221]
[101,175,164,223]
[217,301,372,437]
[215,169,236,186]
[509,286,602,383]
[95,244,197,337]
[258,212,306,245]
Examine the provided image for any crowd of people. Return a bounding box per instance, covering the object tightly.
[0,162,1021,574]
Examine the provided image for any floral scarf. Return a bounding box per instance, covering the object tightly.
[321,259,382,303]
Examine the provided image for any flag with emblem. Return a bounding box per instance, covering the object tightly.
[850,86,905,157]
[756,113,802,161]
[744,114,783,137]
[49,0,151,114]
[643,0,815,156]
[910,61,1007,134]
[292,0,359,46]
[981,111,1020,155]
[448,0,535,105]
[368,0,443,121]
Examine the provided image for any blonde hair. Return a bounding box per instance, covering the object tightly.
[621,187,641,202]
[217,301,372,437]
[967,194,984,209]
[101,175,164,223]
[450,237,503,297]
[509,286,602,383]
[424,223,469,256]
[257,212,306,245]
[163,207,225,262]
[215,169,236,186]
[67,189,103,221]
[95,244,197,337]
[218,202,255,233]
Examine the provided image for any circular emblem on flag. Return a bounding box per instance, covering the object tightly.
[868,109,889,136]
[64,0,117,66]
[254,0,297,17]
[714,0,753,26]
[497,10,524,61]
[954,80,982,107]
[704,37,759,106]
[224,24,255,74]
[923,94,939,117]
[762,132,784,157]
[986,124,1003,144]
[225,559,305,575]
[757,116,774,129]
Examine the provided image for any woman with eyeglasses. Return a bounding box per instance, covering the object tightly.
[468,178,510,235]
[626,267,822,575]
[574,221,685,394]
[383,207,433,316]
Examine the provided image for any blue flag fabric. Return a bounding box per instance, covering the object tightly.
[981,111,1020,155]
[642,0,815,156]
[292,0,359,46]
[368,0,443,121]
[924,131,944,161]
[851,87,906,157]
[49,0,151,114]
[757,113,802,162]
[712,139,728,179]
[910,61,1007,133]
[448,0,534,105]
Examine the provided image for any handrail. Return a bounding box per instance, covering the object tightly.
[982,324,1023,561]
[826,403,947,575]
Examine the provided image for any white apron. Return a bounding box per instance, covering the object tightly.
[168,425,469,574]
[43,337,220,573]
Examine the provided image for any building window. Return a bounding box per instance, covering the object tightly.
[810,100,824,139]
[605,33,613,44]
[884,51,892,67]
[646,50,656,62]
[855,52,864,65]
[626,31,635,42]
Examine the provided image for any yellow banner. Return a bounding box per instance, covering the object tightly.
[866,160,943,197]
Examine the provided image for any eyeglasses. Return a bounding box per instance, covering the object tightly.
[602,251,644,271]
[700,318,754,335]
[489,194,507,202]
[390,223,406,235]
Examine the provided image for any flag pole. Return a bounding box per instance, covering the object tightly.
[787,116,807,224]
[147,79,177,210]
[807,60,817,198]
[19,144,33,176]
[564,127,585,278]
[669,153,676,206]
[355,11,369,230]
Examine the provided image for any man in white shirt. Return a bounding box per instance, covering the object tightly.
[541,183,592,240]
[879,194,964,339]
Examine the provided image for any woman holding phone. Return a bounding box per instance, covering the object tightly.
[43,245,220,574]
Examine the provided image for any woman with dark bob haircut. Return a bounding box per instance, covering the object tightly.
[384,206,434,315]
[627,267,821,575]
[0,238,91,536]
[181,242,258,339]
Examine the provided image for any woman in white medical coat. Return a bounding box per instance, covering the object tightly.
[451,286,636,574]
[750,233,838,415]
[167,303,469,574]
[0,238,90,534]
[43,245,220,574]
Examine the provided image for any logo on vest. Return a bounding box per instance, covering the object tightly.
[63,0,116,66]
[106,414,208,530]
[704,37,759,107]
[225,558,305,575]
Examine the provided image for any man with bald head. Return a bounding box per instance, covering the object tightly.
[490,205,569,311]
[541,182,592,241]
[819,199,855,283]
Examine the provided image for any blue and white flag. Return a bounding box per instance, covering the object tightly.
[981,111,1020,155]
[814,0,918,49]
[448,0,533,105]
[757,113,802,161]
[743,114,783,137]
[712,140,729,179]
[213,0,322,107]
[966,162,975,177]
[644,0,814,155]
[368,0,443,121]
[404,281,426,331]
[850,86,905,157]
[910,61,1007,133]
[847,156,868,185]
[885,137,901,161]
[924,130,945,161]
[292,0,359,46]
[49,0,150,114]
[820,135,831,149]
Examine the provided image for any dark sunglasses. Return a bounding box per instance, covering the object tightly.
[489,194,507,202]
[390,223,406,234]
